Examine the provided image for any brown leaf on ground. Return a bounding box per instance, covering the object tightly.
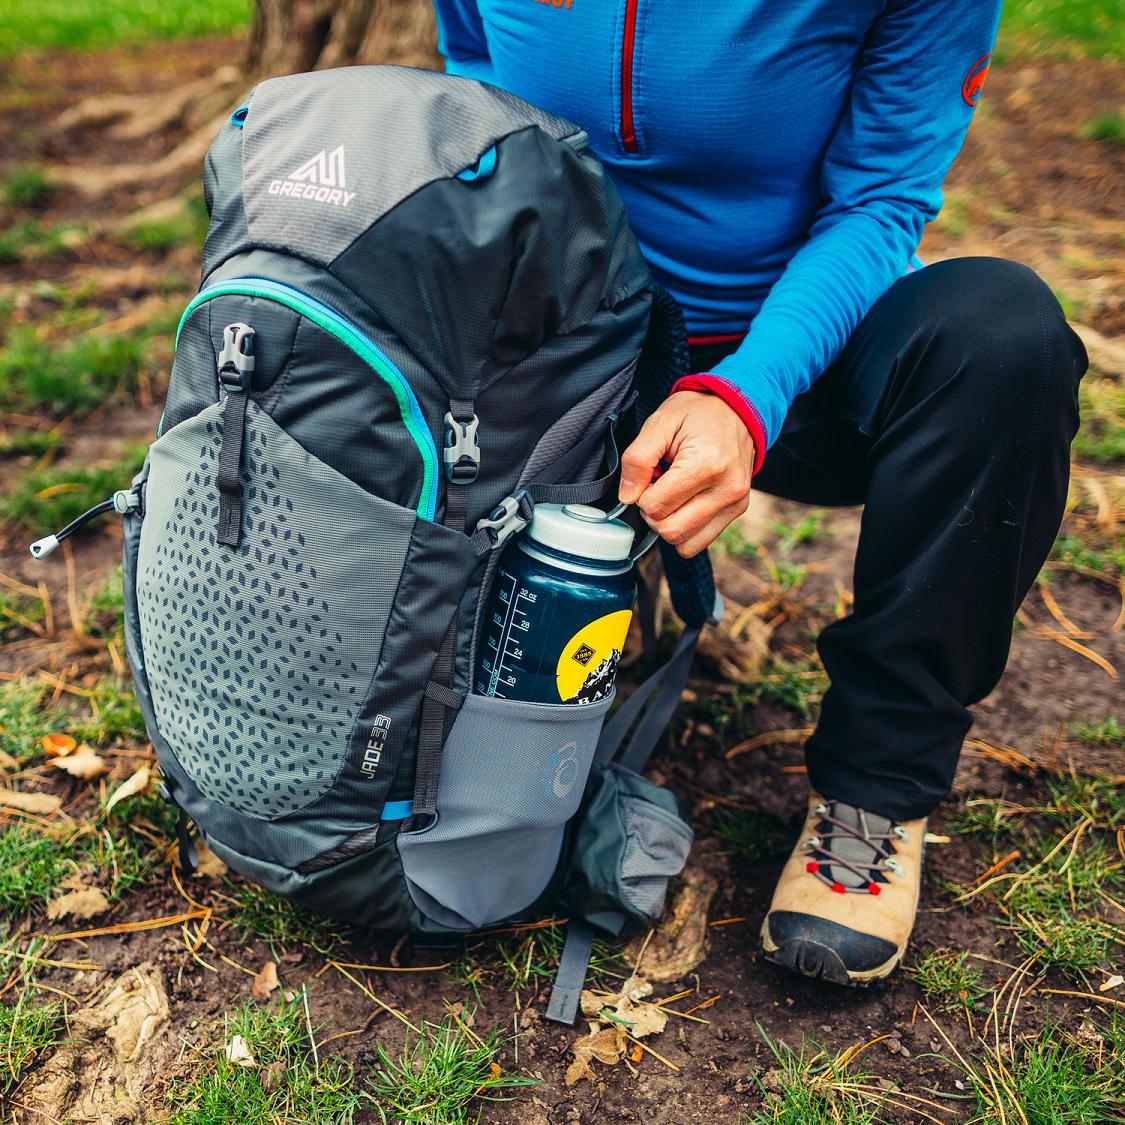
[251,959,279,1002]
[12,964,174,1124]
[41,732,77,758]
[104,765,150,813]
[0,788,61,815]
[46,885,111,921]
[567,976,669,1085]
[225,1034,257,1068]
[625,848,722,983]
[50,744,109,779]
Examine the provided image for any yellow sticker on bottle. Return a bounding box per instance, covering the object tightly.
[555,609,632,702]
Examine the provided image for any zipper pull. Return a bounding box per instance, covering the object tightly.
[29,488,140,559]
[215,322,256,549]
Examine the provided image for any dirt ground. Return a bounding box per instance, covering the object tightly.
[0,27,1122,1125]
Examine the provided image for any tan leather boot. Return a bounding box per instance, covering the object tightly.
[761,793,925,985]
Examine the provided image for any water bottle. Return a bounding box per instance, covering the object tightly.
[474,503,638,704]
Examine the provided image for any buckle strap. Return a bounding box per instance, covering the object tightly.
[545,921,595,1025]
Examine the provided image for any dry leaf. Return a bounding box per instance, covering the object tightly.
[0,788,61,815]
[225,1034,257,1067]
[41,733,77,758]
[251,960,279,1002]
[567,975,669,1084]
[1100,974,1124,992]
[105,765,151,814]
[50,745,109,780]
[190,840,228,879]
[0,748,19,771]
[566,1024,628,1085]
[47,885,111,921]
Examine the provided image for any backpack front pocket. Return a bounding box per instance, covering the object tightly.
[397,690,615,930]
[136,399,419,821]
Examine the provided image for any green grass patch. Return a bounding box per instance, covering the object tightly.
[0,325,159,418]
[745,1026,894,1124]
[171,994,359,1125]
[1073,378,1124,465]
[1,166,55,210]
[770,511,827,553]
[452,922,624,999]
[718,521,760,562]
[1083,110,1125,147]
[0,997,63,1096]
[0,426,62,459]
[0,219,86,263]
[1069,714,1124,747]
[957,1016,1125,1124]
[737,655,828,720]
[1,445,146,535]
[0,679,53,763]
[0,0,254,57]
[226,880,350,955]
[905,948,990,1014]
[1052,533,1125,578]
[0,588,46,643]
[125,195,210,253]
[998,0,1125,61]
[366,1008,536,1124]
[68,675,146,745]
[0,826,71,913]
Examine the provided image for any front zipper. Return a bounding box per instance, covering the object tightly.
[175,277,440,521]
[620,0,641,153]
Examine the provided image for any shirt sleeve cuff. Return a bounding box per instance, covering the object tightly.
[671,373,768,476]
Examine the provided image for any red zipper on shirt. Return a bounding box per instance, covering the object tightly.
[620,0,640,152]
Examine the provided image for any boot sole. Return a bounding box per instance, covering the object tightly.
[760,918,905,987]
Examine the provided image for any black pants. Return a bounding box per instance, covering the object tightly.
[689,258,1087,821]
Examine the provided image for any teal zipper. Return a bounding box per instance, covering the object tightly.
[175,278,439,520]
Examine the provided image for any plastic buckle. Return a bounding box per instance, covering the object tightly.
[443,412,480,484]
[475,489,532,548]
[217,322,256,392]
[707,591,725,628]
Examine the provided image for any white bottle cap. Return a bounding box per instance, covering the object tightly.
[525,503,634,563]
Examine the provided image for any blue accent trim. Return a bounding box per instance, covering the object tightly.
[456,145,497,181]
[176,277,439,521]
[230,104,248,128]
[380,799,414,821]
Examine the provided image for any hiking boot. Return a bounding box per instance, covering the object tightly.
[760,793,925,986]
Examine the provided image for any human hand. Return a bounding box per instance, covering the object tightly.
[618,390,756,558]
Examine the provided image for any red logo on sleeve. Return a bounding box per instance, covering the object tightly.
[962,53,992,106]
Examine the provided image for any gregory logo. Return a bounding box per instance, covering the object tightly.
[361,714,391,777]
[268,146,357,207]
[542,740,580,801]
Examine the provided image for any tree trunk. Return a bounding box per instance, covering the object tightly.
[248,0,440,78]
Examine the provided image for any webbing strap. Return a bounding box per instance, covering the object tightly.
[595,622,702,773]
[216,390,248,547]
[176,808,198,876]
[545,921,595,1025]
[524,416,622,507]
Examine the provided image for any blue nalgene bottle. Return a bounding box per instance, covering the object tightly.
[474,503,637,704]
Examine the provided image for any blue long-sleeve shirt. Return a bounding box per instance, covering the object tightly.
[432,0,1000,464]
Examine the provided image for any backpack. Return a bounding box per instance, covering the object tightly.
[30,66,721,1023]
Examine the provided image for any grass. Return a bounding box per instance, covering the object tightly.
[366,1009,536,1124]
[1052,533,1125,578]
[718,521,760,561]
[0,588,46,643]
[0,997,63,1096]
[998,0,1125,60]
[953,1015,1125,1124]
[1072,378,1124,465]
[1,166,55,210]
[905,948,990,1014]
[0,0,254,57]
[68,675,147,745]
[226,881,350,955]
[171,994,360,1125]
[0,219,86,264]
[0,426,62,459]
[453,923,624,999]
[745,1026,913,1124]
[125,195,210,253]
[0,679,54,762]
[1083,111,1125,147]
[1,445,146,535]
[770,511,827,553]
[1069,714,1124,747]
[0,826,71,913]
[737,654,828,720]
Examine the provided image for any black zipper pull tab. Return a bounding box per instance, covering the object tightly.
[29,488,140,559]
[214,322,255,549]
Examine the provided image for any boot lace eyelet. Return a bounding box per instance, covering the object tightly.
[804,835,821,849]
[885,858,902,876]
[894,826,908,841]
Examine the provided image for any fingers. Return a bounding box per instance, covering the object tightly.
[618,407,682,504]
[644,487,750,558]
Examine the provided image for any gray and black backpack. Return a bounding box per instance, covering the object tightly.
[31,66,721,1022]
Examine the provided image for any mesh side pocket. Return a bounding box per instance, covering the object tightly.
[398,690,614,930]
[620,796,694,922]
